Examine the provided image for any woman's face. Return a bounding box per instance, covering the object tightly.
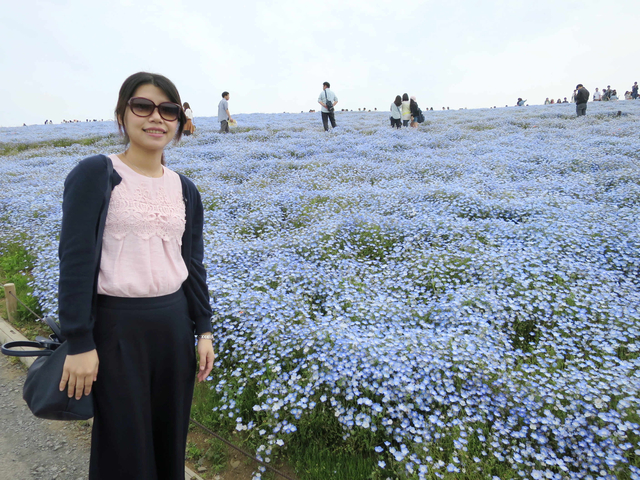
[121,84,178,153]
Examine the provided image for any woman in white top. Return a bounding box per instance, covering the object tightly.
[183,102,195,136]
[390,95,402,129]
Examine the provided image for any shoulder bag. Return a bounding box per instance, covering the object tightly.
[1,156,115,420]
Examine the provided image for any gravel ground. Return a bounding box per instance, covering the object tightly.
[0,353,91,480]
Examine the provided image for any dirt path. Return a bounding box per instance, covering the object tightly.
[0,353,92,480]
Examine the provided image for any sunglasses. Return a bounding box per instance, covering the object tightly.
[127,97,182,121]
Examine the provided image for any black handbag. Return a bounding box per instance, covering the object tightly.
[324,89,334,112]
[0,155,115,421]
[1,316,94,420]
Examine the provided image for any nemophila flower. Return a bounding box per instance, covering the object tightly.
[2,104,640,479]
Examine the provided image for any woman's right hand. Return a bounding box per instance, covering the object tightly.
[59,350,99,400]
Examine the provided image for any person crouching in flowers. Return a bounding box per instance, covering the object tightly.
[57,71,215,479]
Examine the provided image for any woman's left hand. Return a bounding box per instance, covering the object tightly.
[196,336,215,382]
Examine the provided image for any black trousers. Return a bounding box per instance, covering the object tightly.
[390,118,402,128]
[321,111,336,131]
[90,290,196,480]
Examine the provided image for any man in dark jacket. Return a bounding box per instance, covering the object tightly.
[575,84,590,116]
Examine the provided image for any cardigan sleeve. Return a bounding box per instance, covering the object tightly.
[58,156,108,355]
[182,178,214,333]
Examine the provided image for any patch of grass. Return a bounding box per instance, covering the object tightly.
[467,124,496,131]
[286,409,381,480]
[0,135,116,156]
[0,238,46,338]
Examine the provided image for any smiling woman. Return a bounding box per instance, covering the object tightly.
[56,72,216,480]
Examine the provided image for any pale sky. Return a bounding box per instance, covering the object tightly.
[2,0,638,127]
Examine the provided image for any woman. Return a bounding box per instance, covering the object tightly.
[58,72,215,479]
[401,93,411,127]
[183,102,195,136]
[544,98,550,105]
[409,96,421,128]
[390,95,402,129]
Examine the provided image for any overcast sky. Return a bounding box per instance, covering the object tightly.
[2,0,638,127]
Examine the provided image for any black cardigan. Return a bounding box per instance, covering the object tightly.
[58,155,213,355]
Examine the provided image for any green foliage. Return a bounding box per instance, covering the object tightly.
[0,239,44,337]
[0,135,117,156]
[286,408,381,480]
[203,437,228,473]
[185,441,203,461]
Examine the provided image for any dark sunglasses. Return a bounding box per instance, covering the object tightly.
[127,97,182,121]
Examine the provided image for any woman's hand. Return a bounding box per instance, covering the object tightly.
[197,336,215,382]
[59,350,99,400]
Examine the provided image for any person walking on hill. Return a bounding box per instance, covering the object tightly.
[401,93,411,127]
[575,84,589,116]
[58,71,215,479]
[632,82,638,100]
[218,91,233,133]
[390,95,402,129]
[183,102,195,136]
[318,81,338,131]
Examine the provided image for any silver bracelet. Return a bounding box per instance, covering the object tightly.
[197,334,214,340]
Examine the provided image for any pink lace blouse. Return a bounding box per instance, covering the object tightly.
[97,154,188,297]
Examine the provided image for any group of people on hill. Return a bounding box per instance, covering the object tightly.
[390,93,424,129]
[542,82,638,107]
[543,98,569,105]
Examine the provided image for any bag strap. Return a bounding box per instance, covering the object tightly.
[1,341,54,357]
[44,316,64,342]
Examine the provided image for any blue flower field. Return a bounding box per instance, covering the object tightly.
[1,101,639,479]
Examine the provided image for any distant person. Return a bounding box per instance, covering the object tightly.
[401,93,411,127]
[603,85,612,101]
[593,88,601,101]
[390,95,402,128]
[563,97,569,104]
[409,96,422,128]
[625,91,632,100]
[183,102,195,136]
[557,98,562,104]
[550,99,555,104]
[218,91,233,133]
[575,83,589,116]
[317,81,338,131]
[516,98,526,106]
[610,89,618,101]
[544,98,550,105]
[632,82,638,99]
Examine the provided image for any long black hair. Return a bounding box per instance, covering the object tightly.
[394,95,402,107]
[402,93,409,102]
[115,72,187,163]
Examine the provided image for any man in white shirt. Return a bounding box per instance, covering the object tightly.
[593,88,602,101]
[318,82,338,131]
